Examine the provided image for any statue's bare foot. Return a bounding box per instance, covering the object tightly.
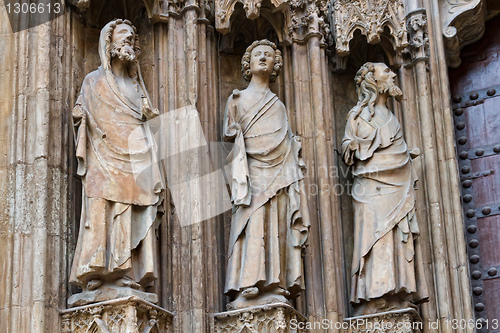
[241,287,260,299]
[115,277,140,290]
[86,279,103,291]
[273,287,290,297]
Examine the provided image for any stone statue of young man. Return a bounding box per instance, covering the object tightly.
[342,62,428,315]
[69,19,163,306]
[223,39,310,310]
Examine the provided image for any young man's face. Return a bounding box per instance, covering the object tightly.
[250,45,275,78]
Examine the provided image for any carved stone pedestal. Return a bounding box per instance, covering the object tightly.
[344,308,422,333]
[214,302,307,333]
[60,296,173,333]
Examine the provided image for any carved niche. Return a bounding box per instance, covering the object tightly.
[329,0,408,57]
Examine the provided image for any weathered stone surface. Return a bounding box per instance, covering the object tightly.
[61,296,173,333]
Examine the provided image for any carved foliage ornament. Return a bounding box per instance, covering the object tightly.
[406,9,429,61]
[287,0,331,43]
[330,0,408,56]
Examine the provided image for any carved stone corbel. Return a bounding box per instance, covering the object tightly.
[440,0,485,68]
[214,302,307,333]
[60,297,173,333]
[329,0,408,57]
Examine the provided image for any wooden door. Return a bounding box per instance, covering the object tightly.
[450,17,500,332]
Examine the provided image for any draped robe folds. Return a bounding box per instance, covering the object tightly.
[342,108,428,304]
[223,90,310,298]
[69,67,163,287]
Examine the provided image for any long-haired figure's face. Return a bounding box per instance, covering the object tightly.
[250,45,275,79]
[373,63,396,89]
[111,23,136,62]
[373,63,402,100]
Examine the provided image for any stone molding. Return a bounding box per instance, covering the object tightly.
[214,302,307,332]
[60,296,173,333]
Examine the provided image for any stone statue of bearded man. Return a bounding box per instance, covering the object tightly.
[342,62,428,315]
[69,19,163,307]
[223,40,310,310]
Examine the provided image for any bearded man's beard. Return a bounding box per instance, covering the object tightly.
[111,40,136,62]
[378,81,403,102]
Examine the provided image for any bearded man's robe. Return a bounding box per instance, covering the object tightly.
[342,108,428,304]
[223,89,310,298]
[69,66,163,288]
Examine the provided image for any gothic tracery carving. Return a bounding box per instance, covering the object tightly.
[215,0,287,33]
[329,0,408,56]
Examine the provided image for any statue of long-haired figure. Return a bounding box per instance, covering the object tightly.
[69,19,163,307]
[342,62,428,315]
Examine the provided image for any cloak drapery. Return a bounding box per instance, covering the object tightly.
[70,22,163,287]
[342,108,428,304]
[223,89,310,297]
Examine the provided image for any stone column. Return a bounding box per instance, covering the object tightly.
[0,4,76,332]
[403,6,475,332]
[153,0,225,331]
[285,4,346,330]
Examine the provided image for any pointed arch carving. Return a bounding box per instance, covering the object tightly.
[215,0,287,33]
[329,0,408,56]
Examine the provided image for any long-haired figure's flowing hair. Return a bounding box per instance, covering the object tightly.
[351,62,379,120]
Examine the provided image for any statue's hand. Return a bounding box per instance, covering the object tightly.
[72,105,84,123]
[348,140,359,151]
[141,96,159,120]
[142,105,160,120]
[410,147,421,159]
[225,123,241,139]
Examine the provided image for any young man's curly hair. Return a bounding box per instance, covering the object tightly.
[241,40,283,83]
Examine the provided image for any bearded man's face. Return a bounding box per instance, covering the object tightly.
[374,63,403,101]
[110,23,136,62]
